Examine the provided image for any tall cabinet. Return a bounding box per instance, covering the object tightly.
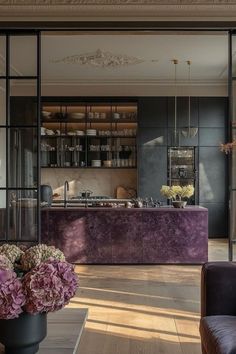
[138,96,227,238]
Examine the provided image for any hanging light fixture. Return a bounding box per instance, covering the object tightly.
[181,60,198,138]
[172,59,179,145]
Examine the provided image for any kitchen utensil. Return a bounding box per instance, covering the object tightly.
[81,190,93,198]
[113,112,120,119]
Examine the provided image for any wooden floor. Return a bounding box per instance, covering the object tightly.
[69,239,228,354]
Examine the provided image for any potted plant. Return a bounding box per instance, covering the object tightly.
[0,244,78,354]
[160,185,194,208]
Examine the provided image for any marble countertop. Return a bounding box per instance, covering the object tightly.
[42,206,208,212]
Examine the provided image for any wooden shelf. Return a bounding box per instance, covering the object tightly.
[41,166,137,169]
[41,135,136,139]
[41,100,137,170]
[41,118,137,124]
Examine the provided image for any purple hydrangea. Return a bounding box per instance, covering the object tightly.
[0,267,26,319]
[22,259,78,314]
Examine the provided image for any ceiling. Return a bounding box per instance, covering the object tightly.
[0,32,229,87]
[40,33,228,85]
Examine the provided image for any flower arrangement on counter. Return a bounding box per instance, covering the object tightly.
[160,185,194,201]
[0,244,78,319]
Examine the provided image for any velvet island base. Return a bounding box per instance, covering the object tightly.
[41,206,208,264]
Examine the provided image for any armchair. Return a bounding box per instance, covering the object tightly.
[200,262,236,354]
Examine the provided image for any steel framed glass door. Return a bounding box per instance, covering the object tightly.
[0,32,41,243]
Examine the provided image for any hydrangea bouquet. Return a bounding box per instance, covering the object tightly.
[0,244,78,320]
[160,185,194,201]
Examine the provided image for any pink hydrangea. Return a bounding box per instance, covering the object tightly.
[22,259,78,314]
[0,267,26,319]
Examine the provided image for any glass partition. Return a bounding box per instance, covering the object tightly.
[229,33,236,259]
[0,33,40,243]
[10,36,37,77]
[0,36,6,76]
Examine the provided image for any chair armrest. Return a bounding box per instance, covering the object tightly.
[201,262,236,317]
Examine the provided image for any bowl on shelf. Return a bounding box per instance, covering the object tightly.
[45,129,55,136]
[42,111,52,119]
[69,112,85,119]
[103,160,112,167]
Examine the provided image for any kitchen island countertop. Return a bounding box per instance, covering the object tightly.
[41,206,208,264]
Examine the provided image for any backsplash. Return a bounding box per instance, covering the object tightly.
[41,169,137,198]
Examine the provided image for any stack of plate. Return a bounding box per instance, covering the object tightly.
[76,130,85,136]
[86,129,97,136]
[69,112,85,119]
[91,160,101,167]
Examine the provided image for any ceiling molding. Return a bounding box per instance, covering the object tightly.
[0,0,235,5]
[0,1,236,20]
[12,78,227,86]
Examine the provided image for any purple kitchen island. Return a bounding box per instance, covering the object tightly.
[41,206,208,264]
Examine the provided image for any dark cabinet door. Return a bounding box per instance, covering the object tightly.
[138,146,167,200]
[138,97,168,127]
[199,97,227,128]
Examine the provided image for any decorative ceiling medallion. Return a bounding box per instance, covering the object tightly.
[51,49,144,68]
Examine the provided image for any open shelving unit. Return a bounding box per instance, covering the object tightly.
[41,100,137,169]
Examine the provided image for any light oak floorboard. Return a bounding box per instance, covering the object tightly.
[71,239,228,354]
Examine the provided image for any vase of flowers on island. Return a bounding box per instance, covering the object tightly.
[0,244,78,354]
[160,185,195,208]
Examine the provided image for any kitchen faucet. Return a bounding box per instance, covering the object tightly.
[64,180,69,208]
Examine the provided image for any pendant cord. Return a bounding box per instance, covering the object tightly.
[187,60,191,135]
[172,59,178,144]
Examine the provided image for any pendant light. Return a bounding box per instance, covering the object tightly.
[181,60,198,138]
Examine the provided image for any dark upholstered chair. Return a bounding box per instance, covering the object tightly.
[200,262,236,354]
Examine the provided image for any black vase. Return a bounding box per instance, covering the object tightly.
[0,312,47,354]
[40,184,53,207]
